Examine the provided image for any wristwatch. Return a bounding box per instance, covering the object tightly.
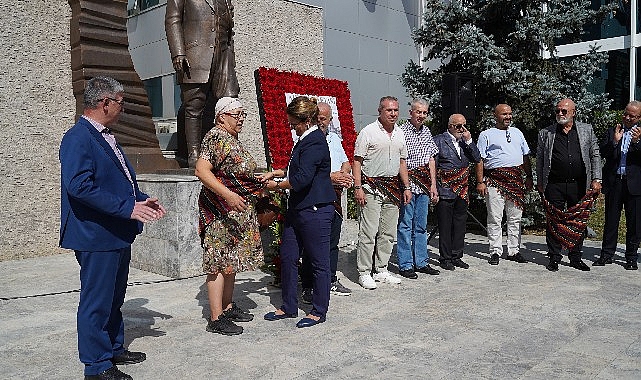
[354,185,362,189]
[594,179,602,183]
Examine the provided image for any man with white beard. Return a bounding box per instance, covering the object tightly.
[536,98,602,272]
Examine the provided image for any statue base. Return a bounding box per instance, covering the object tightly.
[132,173,202,278]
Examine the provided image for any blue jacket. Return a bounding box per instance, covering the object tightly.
[288,128,336,210]
[59,117,148,251]
[433,132,481,200]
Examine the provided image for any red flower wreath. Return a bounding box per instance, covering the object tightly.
[256,67,357,169]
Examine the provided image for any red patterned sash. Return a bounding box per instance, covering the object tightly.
[362,174,402,207]
[485,166,527,209]
[437,167,471,203]
[543,191,598,250]
[198,172,265,240]
[333,185,344,216]
[408,166,432,194]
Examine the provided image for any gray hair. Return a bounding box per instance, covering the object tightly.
[411,98,429,109]
[628,100,641,110]
[83,76,124,108]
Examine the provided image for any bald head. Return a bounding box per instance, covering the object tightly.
[317,102,333,132]
[494,104,512,129]
[555,98,576,126]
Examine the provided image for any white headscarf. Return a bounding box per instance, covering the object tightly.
[215,97,243,117]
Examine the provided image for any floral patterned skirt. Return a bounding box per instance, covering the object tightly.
[202,204,264,275]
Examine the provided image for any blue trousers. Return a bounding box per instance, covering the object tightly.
[396,193,429,271]
[75,248,130,375]
[301,210,342,287]
[280,204,333,318]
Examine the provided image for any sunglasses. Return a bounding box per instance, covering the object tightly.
[506,129,511,143]
[555,108,571,115]
[449,123,466,129]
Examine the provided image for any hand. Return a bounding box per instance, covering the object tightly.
[223,191,247,212]
[403,189,412,205]
[256,172,275,182]
[354,187,366,206]
[172,55,189,73]
[265,180,279,191]
[476,182,487,197]
[429,186,439,204]
[330,171,354,188]
[589,180,602,195]
[614,124,624,144]
[461,126,472,143]
[131,198,166,223]
[632,126,641,143]
[525,177,534,191]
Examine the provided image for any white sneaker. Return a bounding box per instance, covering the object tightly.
[372,271,402,284]
[358,274,377,289]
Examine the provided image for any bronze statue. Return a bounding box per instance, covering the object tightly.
[165,0,240,168]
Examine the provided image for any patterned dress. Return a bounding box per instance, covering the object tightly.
[199,128,264,274]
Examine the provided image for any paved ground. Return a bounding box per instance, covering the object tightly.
[1,220,640,379]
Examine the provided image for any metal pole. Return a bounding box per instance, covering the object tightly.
[630,0,638,101]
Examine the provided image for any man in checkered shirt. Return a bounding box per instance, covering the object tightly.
[396,99,441,279]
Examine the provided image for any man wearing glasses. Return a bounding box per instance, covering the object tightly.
[594,101,641,270]
[60,77,166,379]
[434,114,481,270]
[476,103,534,266]
[536,98,602,272]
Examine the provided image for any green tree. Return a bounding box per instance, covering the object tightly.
[403,0,619,142]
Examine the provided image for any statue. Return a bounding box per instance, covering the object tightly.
[165,0,240,168]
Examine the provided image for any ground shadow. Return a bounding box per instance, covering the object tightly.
[122,298,172,347]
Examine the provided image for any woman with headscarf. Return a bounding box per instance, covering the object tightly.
[195,97,264,335]
[262,96,336,328]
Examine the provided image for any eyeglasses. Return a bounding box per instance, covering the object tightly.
[623,112,641,119]
[412,110,429,115]
[224,111,247,120]
[555,108,570,115]
[506,129,511,143]
[104,97,125,106]
[449,123,466,129]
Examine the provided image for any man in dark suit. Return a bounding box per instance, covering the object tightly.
[434,114,481,270]
[165,0,240,167]
[60,77,166,380]
[595,100,641,270]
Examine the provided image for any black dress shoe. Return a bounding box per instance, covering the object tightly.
[546,261,559,272]
[112,350,146,365]
[592,257,613,266]
[415,265,440,275]
[570,260,591,271]
[452,258,469,269]
[488,254,500,265]
[85,366,132,380]
[624,261,638,270]
[399,269,418,279]
[440,261,455,270]
[222,302,254,322]
[506,253,527,263]
[264,311,298,321]
[206,315,243,335]
[296,315,326,328]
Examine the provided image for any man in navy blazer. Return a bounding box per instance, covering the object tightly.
[60,77,166,380]
[595,100,641,270]
[433,114,481,270]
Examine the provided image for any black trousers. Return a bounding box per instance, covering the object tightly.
[544,181,586,262]
[435,197,468,262]
[601,176,641,262]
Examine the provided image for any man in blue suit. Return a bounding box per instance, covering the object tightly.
[60,76,166,380]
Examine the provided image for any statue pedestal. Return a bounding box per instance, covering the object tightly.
[132,174,202,278]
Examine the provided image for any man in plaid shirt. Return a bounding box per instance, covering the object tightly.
[396,99,441,279]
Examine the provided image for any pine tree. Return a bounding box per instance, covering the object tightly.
[403,0,619,140]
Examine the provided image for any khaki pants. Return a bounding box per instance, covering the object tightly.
[356,192,399,273]
[485,186,522,256]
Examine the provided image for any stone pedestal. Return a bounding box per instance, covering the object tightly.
[131,174,202,278]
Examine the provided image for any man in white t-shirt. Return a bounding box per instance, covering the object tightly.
[475,104,534,265]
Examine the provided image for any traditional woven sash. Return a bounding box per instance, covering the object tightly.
[362,174,402,207]
[543,191,598,250]
[484,166,526,209]
[333,185,344,216]
[437,167,471,203]
[198,172,265,240]
[408,166,432,194]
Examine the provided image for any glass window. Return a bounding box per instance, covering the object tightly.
[143,77,163,118]
[140,0,160,11]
